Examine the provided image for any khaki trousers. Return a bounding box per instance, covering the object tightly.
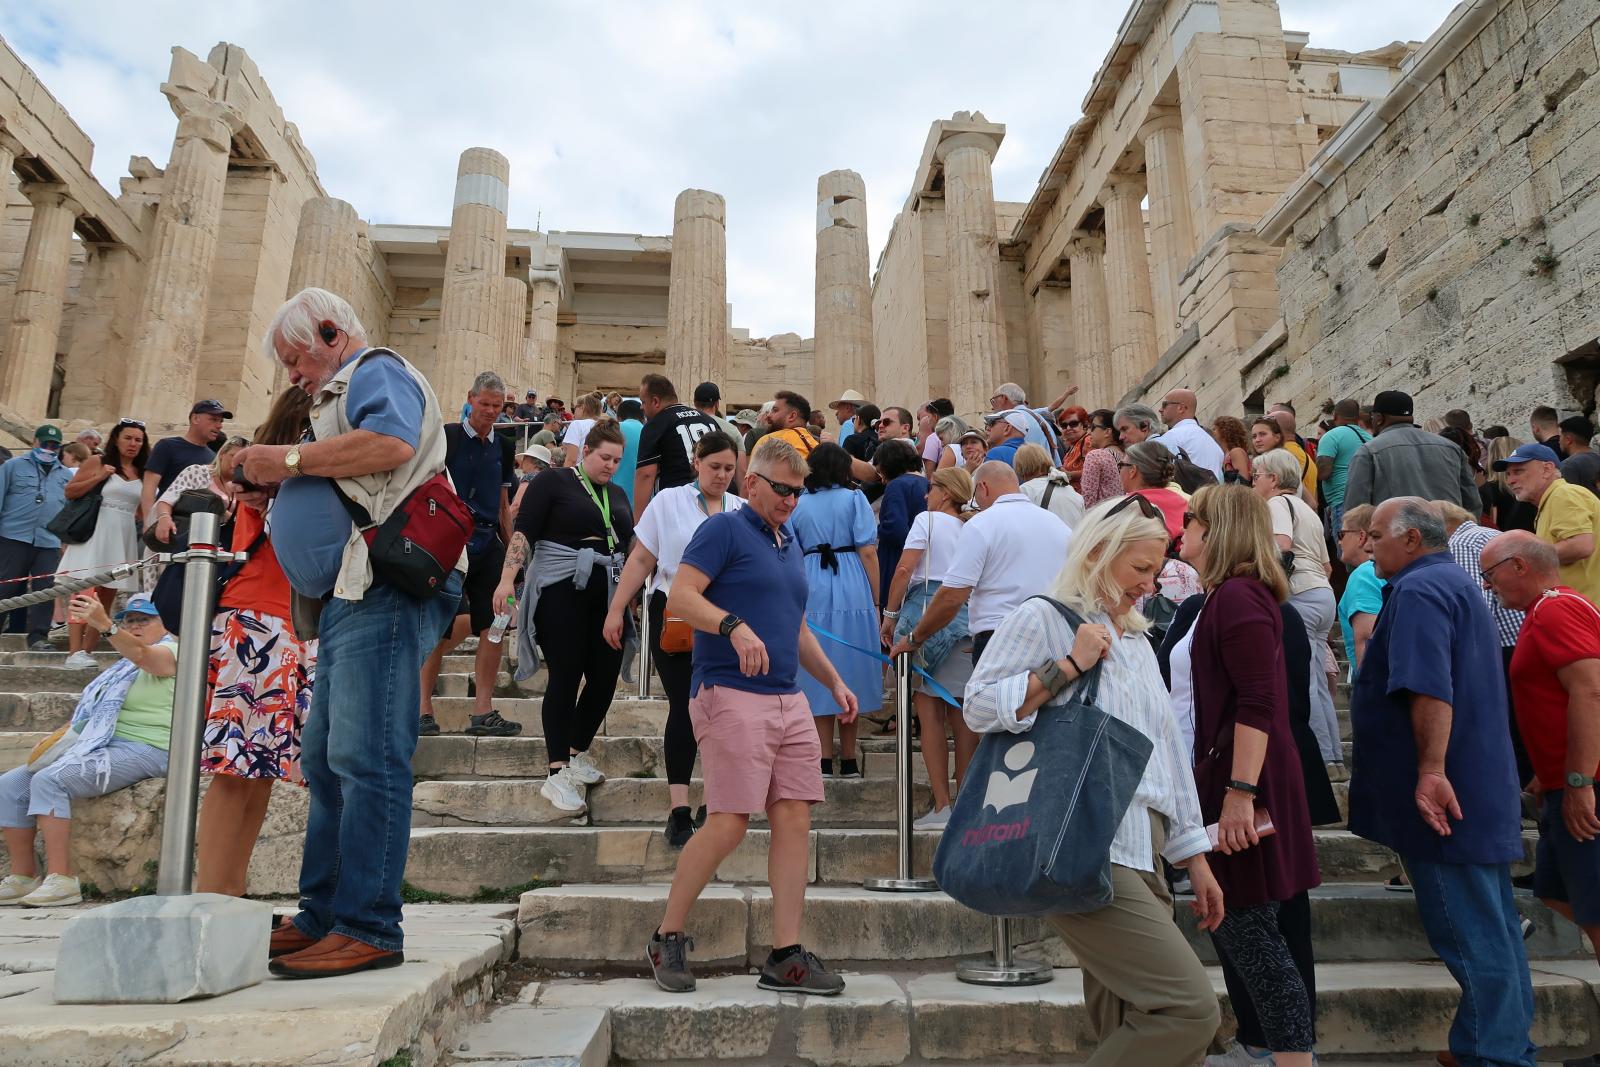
[1044,829,1219,1066]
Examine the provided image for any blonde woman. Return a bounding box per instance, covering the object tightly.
[879,467,977,828]
[561,391,606,467]
[964,496,1223,1067]
[1014,443,1085,529]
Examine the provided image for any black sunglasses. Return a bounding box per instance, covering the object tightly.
[1107,494,1162,521]
[1060,420,1082,428]
[752,471,805,498]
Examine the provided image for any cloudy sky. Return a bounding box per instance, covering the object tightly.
[5,1,1455,337]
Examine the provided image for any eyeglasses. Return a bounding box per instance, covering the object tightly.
[752,471,805,498]
[1107,494,1162,521]
[1115,461,1135,470]
[1158,399,1181,408]
[1479,557,1517,587]
[36,441,60,451]
[1182,511,1200,527]
[1337,528,1365,540]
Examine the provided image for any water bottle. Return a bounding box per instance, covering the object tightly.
[487,595,515,644]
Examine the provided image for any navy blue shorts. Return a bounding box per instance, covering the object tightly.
[1533,791,1600,926]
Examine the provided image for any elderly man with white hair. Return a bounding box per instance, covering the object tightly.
[232,287,463,980]
[990,382,1063,463]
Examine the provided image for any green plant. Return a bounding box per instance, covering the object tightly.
[1271,364,1291,381]
[1427,288,1439,302]
[1530,249,1559,276]
[379,1053,413,1067]
[470,879,551,903]
[1499,237,1512,248]
[400,881,453,904]
[79,881,104,901]
[1466,213,1481,226]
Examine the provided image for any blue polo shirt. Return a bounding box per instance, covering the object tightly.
[680,504,809,696]
[444,421,513,552]
[1348,552,1523,865]
[988,437,1022,468]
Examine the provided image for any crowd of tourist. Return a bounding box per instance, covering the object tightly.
[2,283,1600,1063]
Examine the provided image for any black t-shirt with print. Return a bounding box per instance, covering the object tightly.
[636,404,718,492]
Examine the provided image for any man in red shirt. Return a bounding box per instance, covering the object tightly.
[1482,529,1600,957]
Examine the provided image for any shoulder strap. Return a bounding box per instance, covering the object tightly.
[1042,481,1057,508]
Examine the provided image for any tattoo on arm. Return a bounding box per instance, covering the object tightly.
[504,532,530,575]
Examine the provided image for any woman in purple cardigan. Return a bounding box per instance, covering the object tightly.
[1179,484,1320,1067]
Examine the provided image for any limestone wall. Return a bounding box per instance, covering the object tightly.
[870,206,932,408]
[1271,0,1600,425]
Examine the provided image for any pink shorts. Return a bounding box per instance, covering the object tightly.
[688,686,825,815]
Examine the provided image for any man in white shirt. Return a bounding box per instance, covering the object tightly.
[892,461,1071,664]
[1152,388,1224,481]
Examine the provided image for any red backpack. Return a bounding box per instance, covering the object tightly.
[332,472,471,599]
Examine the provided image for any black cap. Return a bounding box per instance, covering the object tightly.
[693,382,720,406]
[190,399,233,419]
[1372,390,1413,417]
[526,389,537,397]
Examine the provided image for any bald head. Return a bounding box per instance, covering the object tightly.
[1161,389,1197,424]
[1481,529,1561,611]
[971,460,1021,510]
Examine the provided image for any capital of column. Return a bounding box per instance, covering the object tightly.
[1065,232,1106,260]
[935,130,1001,165]
[165,91,243,154]
[1102,172,1147,204]
[18,182,79,217]
[1138,108,1183,141]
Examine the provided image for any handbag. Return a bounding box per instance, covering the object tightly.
[659,615,694,654]
[46,479,102,545]
[142,488,229,552]
[1172,447,1219,494]
[932,597,1155,917]
[150,526,267,635]
[329,472,472,600]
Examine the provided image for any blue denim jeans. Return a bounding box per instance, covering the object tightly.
[1403,857,1536,1067]
[293,573,460,951]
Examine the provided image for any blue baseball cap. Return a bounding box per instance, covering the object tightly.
[115,596,159,620]
[1491,442,1561,471]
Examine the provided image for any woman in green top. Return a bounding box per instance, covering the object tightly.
[0,595,177,907]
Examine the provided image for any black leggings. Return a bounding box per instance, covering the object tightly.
[1211,896,1315,1052]
[535,570,624,768]
[649,590,697,786]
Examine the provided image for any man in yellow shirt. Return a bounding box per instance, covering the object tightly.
[765,391,820,458]
[1499,442,1600,603]
[1271,404,1319,507]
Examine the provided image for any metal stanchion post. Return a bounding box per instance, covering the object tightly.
[956,917,1052,986]
[865,652,937,892]
[636,603,662,701]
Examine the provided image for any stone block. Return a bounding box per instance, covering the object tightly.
[747,888,995,965]
[413,779,581,827]
[451,1004,610,1067]
[517,885,748,970]
[535,976,779,1061]
[906,971,1093,1060]
[794,974,910,1067]
[52,893,271,1003]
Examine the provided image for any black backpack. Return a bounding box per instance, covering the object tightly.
[1172,447,1219,494]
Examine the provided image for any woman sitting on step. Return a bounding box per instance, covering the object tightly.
[0,594,177,908]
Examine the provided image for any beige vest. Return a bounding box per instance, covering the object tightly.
[307,346,458,601]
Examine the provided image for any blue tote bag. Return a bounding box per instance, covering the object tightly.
[932,598,1156,917]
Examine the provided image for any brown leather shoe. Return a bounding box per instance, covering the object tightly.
[268,918,318,959]
[268,934,404,979]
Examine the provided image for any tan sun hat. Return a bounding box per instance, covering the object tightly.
[519,443,553,466]
[828,389,868,409]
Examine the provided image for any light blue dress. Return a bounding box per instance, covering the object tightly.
[791,487,884,717]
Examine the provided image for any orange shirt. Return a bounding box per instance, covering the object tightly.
[219,504,295,631]
[765,426,819,457]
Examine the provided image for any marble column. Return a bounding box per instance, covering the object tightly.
[528,276,560,398]
[59,242,141,422]
[1066,233,1111,410]
[287,197,361,298]
[0,183,79,416]
[436,148,510,405]
[123,98,242,424]
[1140,110,1196,352]
[813,169,874,408]
[666,189,727,390]
[499,276,528,389]
[1101,175,1158,401]
[937,130,1008,420]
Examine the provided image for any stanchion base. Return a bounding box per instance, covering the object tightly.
[955,954,1054,986]
[863,876,940,893]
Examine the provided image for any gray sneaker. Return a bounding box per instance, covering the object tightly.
[647,930,696,992]
[757,947,845,996]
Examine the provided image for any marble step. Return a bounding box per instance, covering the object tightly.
[520,960,1600,1065]
[515,882,1585,972]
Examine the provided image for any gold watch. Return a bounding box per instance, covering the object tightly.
[284,446,303,477]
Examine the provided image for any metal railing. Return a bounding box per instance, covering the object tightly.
[864,653,936,893]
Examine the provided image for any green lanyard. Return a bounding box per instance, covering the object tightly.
[575,467,618,553]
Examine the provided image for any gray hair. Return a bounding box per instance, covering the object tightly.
[994,382,1027,406]
[1386,497,1448,548]
[75,428,103,445]
[1255,448,1303,493]
[263,287,368,360]
[1493,532,1560,575]
[1114,403,1163,436]
[471,371,507,397]
[1125,441,1175,487]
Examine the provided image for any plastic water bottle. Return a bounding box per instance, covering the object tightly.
[487,596,515,644]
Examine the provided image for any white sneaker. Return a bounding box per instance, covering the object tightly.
[1204,1040,1277,1066]
[566,751,605,786]
[19,873,81,907]
[913,806,952,830]
[0,874,39,905]
[541,768,587,812]
[63,651,97,669]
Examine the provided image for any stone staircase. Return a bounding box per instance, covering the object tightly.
[1,633,1598,1064]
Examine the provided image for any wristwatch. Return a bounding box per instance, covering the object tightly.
[719,613,744,638]
[284,445,303,477]
[1567,772,1597,789]
[105,622,121,639]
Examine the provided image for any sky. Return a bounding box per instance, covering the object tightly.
[4,1,1456,338]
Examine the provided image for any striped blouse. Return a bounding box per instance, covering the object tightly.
[963,597,1211,871]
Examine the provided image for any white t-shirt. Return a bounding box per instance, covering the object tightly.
[1021,473,1085,530]
[561,418,596,459]
[634,483,745,595]
[1167,623,1198,758]
[903,510,964,584]
[942,494,1073,634]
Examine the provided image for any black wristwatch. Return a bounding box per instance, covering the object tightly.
[1226,779,1260,797]
[1567,772,1597,789]
[719,613,744,638]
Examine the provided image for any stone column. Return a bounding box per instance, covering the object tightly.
[0,129,22,187]
[286,197,361,298]
[666,189,728,390]
[937,128,1008,419]
[58,242,142,422]
[499,276,528,388]
[1140,110,1196,351]
[123,98,242,424]
[436,148,510,405]
[528,276,560,397]
[813,170,874,408]
[0,184,80,416]
[1101,175,1158,401]
[1066,233,1111,410]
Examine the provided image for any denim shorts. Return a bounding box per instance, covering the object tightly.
[1533,790,1600,925]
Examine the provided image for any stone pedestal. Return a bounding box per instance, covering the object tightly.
[499,276,528,389]
[936,117,1008,420]
[436,148,510,405]
[666,189,728,390]
[1066,234,1111,410]
[528,276,561,397]
[814,170,874,408]
[1140,110,1196,352]
[53,893,271,1003]
[1101,175,1158,401]
[123,98,242,426]
[0,183,79,416]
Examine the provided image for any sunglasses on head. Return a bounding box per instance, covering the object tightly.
[115,418,146,429]
[752,471,805,498]
[1107,494,1162,521]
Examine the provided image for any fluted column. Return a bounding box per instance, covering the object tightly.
[0,184,80,416]
[528,276,560,397]
[59,242,141,421]
[938,132,1008,419]
[124,98,242,424]
[0,130,21,187]
[1066,233,1112,410]
[1101,175,1158,401]
[1140,110,1197,351]
[814,170,874,407]
[436,148,510,404]
[499,276,528,389]
[287,197,361,298]
[666,189,728,389]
